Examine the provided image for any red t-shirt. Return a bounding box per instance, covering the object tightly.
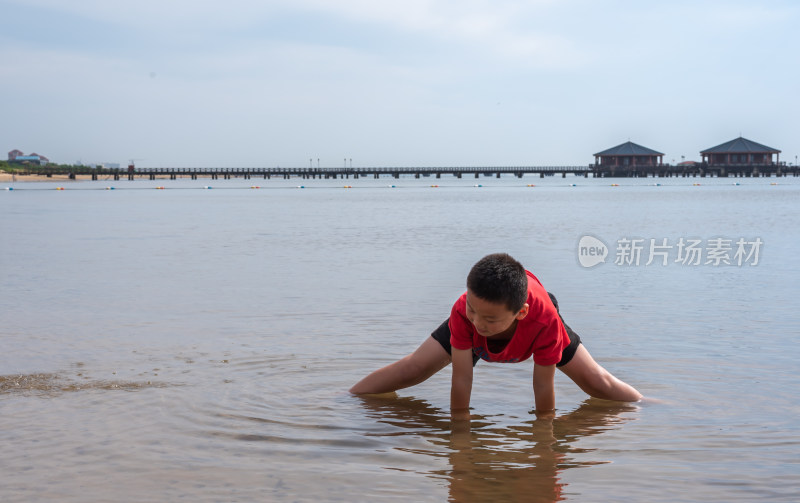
[449,270,569,366]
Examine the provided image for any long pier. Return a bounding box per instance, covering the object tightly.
[87,166,592,181]
[23,163,800,181]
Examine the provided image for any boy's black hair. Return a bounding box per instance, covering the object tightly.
[466,253,528,313]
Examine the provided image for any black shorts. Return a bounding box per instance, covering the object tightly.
[430,292,582,367]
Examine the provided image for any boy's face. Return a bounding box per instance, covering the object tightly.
[465,290,529,338]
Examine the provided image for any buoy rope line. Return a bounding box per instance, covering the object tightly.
[1,182,785,192]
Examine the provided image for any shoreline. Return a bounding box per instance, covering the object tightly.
[0,173,210,183]
[1,173,74,182]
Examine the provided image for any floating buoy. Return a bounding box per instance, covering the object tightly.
[770,182,778,185]
[4,187,13,191]
[343,185,352,188]
[526,184,536,187]
[474,184,482,187]
[204,186,213,189]
[156,186,165,190]
[105,186,115,190]
[570,184,577,187]
[250,186,260,189]
[733,182,740,186]
[692,183,701,186]
[56,187,65,190]
[430,185,439,188]
[388,185,396,188]
[611,183,619,186]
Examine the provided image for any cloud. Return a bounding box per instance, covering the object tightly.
[2,0,280,28]
[289,0,581,68]
[4,0,581,69]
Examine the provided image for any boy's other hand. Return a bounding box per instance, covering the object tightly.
[450,409,471,435]
[533,409,556,421]
[450,408,471,422]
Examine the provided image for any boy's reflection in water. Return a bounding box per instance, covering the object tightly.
[357,396,637,502]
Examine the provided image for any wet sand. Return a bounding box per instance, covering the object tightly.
[0,173,228,183]
[0,173,79,182]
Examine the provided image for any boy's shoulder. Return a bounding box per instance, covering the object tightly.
[525,269,544,288]
[524,270,551,307]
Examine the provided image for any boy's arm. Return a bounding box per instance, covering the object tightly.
[450,347,474,420]
[533,363,556,413]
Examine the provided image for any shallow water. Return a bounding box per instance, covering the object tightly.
[2,176,799,502]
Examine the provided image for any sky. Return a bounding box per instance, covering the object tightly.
[1,0,798,168]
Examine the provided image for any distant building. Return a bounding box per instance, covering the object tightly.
[8,149,49,165]
[12,156,45,164]
[700,137,780,166]
[594,141,664,168]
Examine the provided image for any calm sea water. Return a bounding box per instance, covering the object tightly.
[1,175,798,502]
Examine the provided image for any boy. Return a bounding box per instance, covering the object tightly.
[349,253,642,417]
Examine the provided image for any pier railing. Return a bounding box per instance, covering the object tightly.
[14,163,800,180]
[49,165,596,181]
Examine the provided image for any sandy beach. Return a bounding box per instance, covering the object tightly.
[0,173,198,183]
[0,173,83,183]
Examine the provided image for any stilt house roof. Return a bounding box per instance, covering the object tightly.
[701,137,780,154]
[594,141,664,157]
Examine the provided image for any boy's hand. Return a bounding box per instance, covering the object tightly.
[450,347,474,412]
[450,408,471,422]
[533,363,556,412]
[450,408,471,436]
